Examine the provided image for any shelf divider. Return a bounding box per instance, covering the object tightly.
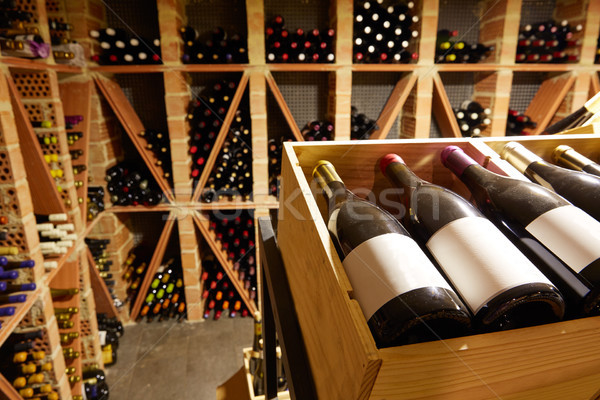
[86,248,120,319]
[526,73,576,135]
[265,71,304,142]
[93,75,175,202]
[371,73,418,140]
[432,72,462,138]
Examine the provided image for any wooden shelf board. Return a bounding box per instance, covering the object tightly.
[267,63,340,72]
[87,248,120,320]
[3,57,82,73]
[105,204,173,213]
[0,288,41,348]
[0,371,23,400]
[371,73,418,140]
[89,65,170,74]
[192,211,257,316]
[178,64,249,72]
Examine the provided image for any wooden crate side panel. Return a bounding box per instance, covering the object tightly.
[277,145,380,400]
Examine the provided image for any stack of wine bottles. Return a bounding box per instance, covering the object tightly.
[506,109,537,136]
[353,0,419,63]
[516,20,581,63]
[82,365,110,400]
[97,313,123,367]
[86,186,105,222]
[435,29,494,63]
[301,119,334,141]
[180,25,248,64]
[31,118,67,204]
[351,106,378,140]
[267,136,291,198]
[265,15,335,63]
[49,17,85,66]
[0,256,36,324]
[86,238,120,306]
[453,100,491,137]
[138,258,187,322]
[36,213,75,259]
[0,329,60,399]
[138,129,173,182]
[208,210,257,303]
[89,27,162,65]
[105,162,163,206]
[121,244,152,309]
[201,254,248,320]
[50,287,80,385]
[187,79,239,183]
[202,96,253,203]
[0,2,50,59]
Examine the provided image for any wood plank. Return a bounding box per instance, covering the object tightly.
[249,70,269,205]
[192,72,250,202]
[6,75,67,215]
[432,72,462,138]
[129,214,176,321]
[245,0,265,66]
[371,73,418,139]
[526,73,576,135]
[93,75,175,202]
[0,371,24,400]
[264,71,303,141]
[87,248,119,319]
[58,79,93,222]
[192,211,257,316]
[0,288,40,348]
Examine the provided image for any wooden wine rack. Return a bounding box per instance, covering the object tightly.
[0,0,599,398]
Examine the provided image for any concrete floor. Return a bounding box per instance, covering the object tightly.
[105,316,254,400]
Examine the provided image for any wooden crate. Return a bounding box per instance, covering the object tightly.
[277,135,600,400]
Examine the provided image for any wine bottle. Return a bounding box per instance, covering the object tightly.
[50,288,79,298]
[442,146,600,316]
[381,154,565,330]
[552,145,600,177]
[313,160,471,346]
[544,91,600,134]
[500,142,600,221]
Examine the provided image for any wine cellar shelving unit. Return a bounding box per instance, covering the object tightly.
[0,0,600,399]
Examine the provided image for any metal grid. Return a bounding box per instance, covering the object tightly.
[352,72,404,139]
[519,0,556,26]
[116,73,168,132]
[104,0,161,41]
[185,0,248,36]
[264,0,332,31]
[266,88,293,141]
[509,72,545,113]
[437,0,481,45]
[271,72,330,131]
[439,72,475,109]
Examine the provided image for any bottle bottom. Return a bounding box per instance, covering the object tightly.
[368,287,471,348]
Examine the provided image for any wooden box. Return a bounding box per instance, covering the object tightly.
[276,135,600,400]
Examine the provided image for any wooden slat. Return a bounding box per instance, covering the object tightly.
[371,73,418,139]
[526,73,577,135]
[58,79,93,221]
[129,213,176,321]
[192,211,257,316]
[0,372,23,400]
[192,72,250,202]
[93,75,175,202]
[0,289,40,348]
[6,75,66,215]
[86,248,120,319]
[432,72,462,138]
[265,71,304,141]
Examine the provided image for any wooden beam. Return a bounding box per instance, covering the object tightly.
[526,73,576,135]
[432,72,462,138]
[371,74,418,140]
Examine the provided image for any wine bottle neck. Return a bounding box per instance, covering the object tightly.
[500,142,543,174]
[552,145,592,171]
[313,161,349,208]
[384,162,422,190]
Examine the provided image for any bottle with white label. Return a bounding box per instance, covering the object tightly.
[500,141,600,221]
[442,145,600,317]
[381,153,565,331]
[312,160,471,347]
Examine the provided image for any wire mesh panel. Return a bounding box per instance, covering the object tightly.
[115,74,168,132]
[352,72,404,139]
[104,0,160,41]
[519,0,556,26]
[127,212,170,248]
[264,0,331,31]
[185,0,248,35]
[270,72,330,130]
[437,0,482,45]
[439,72,475,108]
[509,72,545,113]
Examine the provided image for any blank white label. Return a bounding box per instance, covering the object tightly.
[427,216,553,314]
[526,205,600,273]
[342,233,452,321]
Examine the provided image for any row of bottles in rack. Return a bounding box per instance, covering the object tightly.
[313,140,600,348]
